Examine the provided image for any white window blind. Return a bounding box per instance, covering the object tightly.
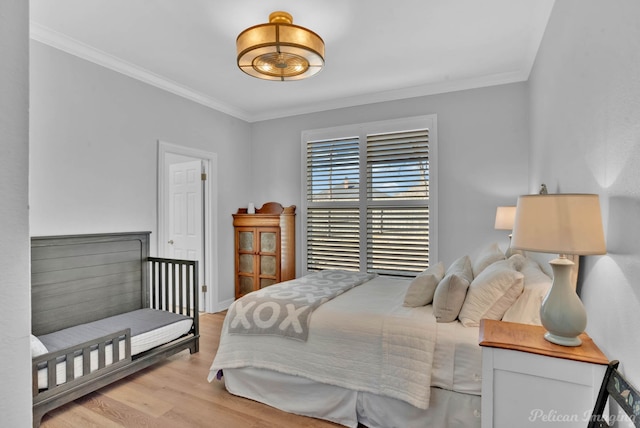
[302,116,437,277]
[306,207,360,271]
[306,138,359,202]
[366,130,430,201]
[366,129,430,275]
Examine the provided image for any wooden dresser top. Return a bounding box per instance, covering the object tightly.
[479,319,608,365]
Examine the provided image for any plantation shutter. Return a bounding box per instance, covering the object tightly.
[303,116,436,277]
[366,129,430,200]
[306,138,361,271]
[366,129,430,275]
[306,207,360,271]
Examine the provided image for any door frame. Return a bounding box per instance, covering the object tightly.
[157,140,218,313]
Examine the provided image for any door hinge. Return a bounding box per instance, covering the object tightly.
[201,173,207,181]
[201,284,208,293]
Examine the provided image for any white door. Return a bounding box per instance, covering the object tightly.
[167,160,203,262]
[159,140,218,314]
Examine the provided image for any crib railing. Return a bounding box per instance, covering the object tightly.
[32,329,132,399]
[147,257,199,335]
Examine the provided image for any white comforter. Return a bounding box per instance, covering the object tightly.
[210,276,438,409]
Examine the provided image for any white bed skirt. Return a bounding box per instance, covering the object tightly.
[223,367,481,428]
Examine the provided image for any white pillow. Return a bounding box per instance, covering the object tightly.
[472,242,506,277]
[502,258,552,325]
[432,256,473,323]
[459,259,524,327]
[403,262,445,307]
[31,334,48,358]
[501,284,549,325]
[521,257,553,287]
[507,253,527,271]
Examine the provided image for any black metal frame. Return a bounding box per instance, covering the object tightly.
[588,360,640,428]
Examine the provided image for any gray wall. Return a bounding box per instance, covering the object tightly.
[250,83,530,272]
[29,38,531,307]
[529,0,640,418]
[0,0,31,424]
[29,41,253,307]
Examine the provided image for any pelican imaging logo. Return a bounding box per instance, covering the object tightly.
[529,409,636,424]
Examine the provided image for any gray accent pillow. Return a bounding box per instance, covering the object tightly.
[433,274,471,322]
[433,255,473,322]
[446,255,474,282]
[403,262,445,307]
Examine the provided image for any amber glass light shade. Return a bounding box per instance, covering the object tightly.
[237,11,325,81]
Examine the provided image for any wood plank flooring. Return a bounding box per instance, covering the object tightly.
[40,312,341,428]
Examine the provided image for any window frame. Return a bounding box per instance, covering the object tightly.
[301,115,438,277]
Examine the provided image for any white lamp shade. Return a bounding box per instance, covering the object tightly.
[511,194,606,255]
[494,206,516,230]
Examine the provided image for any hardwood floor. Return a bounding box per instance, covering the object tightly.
[40,312,341,428]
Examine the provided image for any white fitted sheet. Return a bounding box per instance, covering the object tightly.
[37,319,192,389]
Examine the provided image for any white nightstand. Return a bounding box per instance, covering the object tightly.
[479,319,608,427]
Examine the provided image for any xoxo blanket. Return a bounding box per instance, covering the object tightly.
[227,270,376,341]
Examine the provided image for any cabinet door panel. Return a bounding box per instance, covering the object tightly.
[239,276,254,296]
[239,254,254,273]
[260,278,277,288]
[260,255,277,276]
[239,231,254,252]
[260,232,277,253]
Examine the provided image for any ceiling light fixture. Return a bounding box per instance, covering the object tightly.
[236,11,325,81]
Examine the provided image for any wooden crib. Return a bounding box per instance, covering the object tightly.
[31,231,199,427]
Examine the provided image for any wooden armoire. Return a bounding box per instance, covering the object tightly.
[232,202,296,299]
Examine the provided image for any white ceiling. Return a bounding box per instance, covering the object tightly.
[30,0,556,123]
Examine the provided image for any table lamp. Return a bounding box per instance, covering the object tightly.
[511,194,606,346]
[495,206,517,257]
[494,206,517,234]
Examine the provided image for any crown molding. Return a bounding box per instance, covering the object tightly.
[30,21,530,124]
[249,70,529,122]
[29,22,252,122]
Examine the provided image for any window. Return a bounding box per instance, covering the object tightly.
[302,115,437,277]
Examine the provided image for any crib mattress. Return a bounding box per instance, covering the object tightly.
[38,308,190,353]
[36,309,193,389]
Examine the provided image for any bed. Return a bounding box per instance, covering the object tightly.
[31,232,199,427]
[209,244,552,428]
